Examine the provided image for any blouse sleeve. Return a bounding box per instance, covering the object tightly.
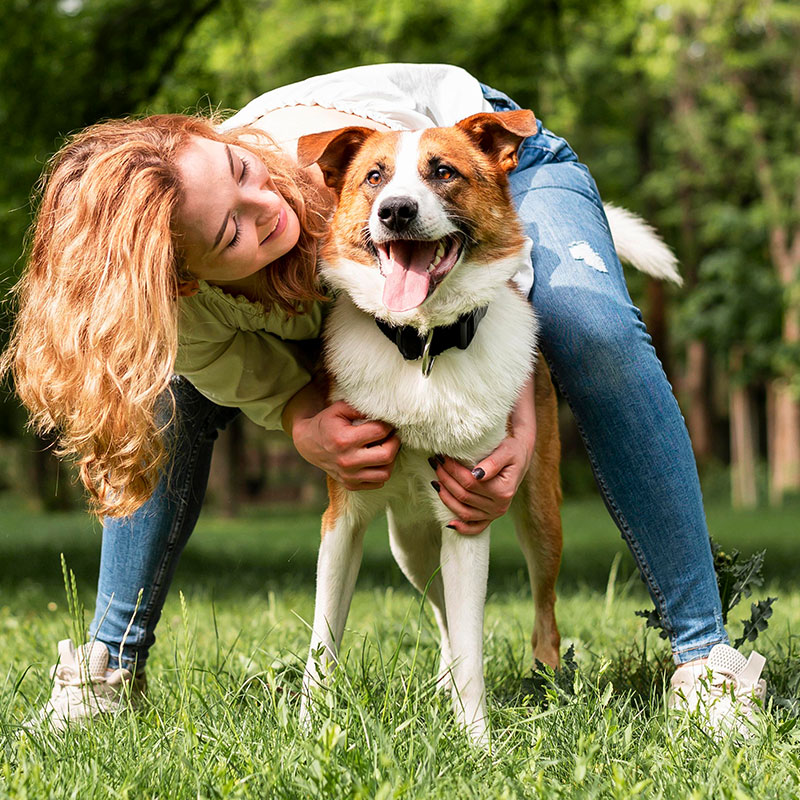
[174,290,322,431]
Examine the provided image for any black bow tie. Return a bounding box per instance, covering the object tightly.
[375,306,488,376]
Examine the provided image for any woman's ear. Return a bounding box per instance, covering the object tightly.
[177,279,200,297]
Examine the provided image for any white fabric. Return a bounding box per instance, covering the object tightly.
[221,63,534,296]
[220,63,495,132]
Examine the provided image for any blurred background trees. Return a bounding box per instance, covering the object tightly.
[1,0,798,513]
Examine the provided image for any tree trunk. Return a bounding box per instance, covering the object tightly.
[736,88,800,503]
[764,235,800,504]
[671,10,716,464]
[729,350,758,509]
[224,415,244,517]
[684,339,714,465]
[767,378,800,505]
[646,278,671,380]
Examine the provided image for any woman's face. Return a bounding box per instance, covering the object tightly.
[174,136,301,290]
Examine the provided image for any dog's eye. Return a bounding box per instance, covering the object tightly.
[366,170,382,186]
[435,165,457,181]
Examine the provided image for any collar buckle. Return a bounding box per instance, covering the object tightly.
[375,305,489,376]
[421,329,436,378]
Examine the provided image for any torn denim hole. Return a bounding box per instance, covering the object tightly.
[569,241,607,273]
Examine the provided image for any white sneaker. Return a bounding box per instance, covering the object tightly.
[26,639,145,732]
[669,643,767,739]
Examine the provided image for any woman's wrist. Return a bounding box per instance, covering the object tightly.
[508,372,537,467]
[281,380,325,438]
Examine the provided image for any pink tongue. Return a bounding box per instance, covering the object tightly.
[382,240,438,312]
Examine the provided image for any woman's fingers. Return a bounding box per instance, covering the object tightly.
[443,518,491,536]
[340,467,394,491]
[328,401,396,448]
[433,463,495,514]
[338,436,400,471]
[429,451,520,532]
[470,438,518,482]
[432,477,493,522]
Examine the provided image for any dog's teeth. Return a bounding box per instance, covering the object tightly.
[430,241,446,270]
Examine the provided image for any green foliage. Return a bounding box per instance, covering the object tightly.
[735,597,776,649]
[637,539,778,647]
[2,0,799,499]
[713,542,767,625]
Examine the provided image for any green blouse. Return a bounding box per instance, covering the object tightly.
[174,279,324,430]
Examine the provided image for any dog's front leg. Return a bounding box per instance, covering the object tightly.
[301,505,367,722]
[440,526,491,747]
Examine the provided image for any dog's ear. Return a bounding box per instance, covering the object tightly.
[456,110,537,173]
[296,127,375,194]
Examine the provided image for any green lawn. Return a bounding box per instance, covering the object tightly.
[0,494,798,798]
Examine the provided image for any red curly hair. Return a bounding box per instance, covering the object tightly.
[2,114,329,517]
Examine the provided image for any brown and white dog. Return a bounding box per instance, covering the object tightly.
[296,111,678,745]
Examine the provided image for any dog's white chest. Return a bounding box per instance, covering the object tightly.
[325,286,536,461]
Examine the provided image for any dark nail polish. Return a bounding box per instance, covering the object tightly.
[428,457,438,471]
[435,454,445,465]
[446,524,457,530]
[471,467,486,480]
[431,481,441,493]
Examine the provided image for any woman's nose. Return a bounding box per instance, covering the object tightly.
[250,187,280,224]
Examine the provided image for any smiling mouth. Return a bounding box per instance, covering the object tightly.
[260,210,284,246]
[375,235,463,312]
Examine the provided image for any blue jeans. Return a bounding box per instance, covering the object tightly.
[89,377,239,671]
[89,88,728,671]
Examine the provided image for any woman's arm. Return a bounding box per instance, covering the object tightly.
[431,371,537,535]
[282,379,401,491]
[247,105,392,191]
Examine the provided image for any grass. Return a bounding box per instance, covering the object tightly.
[0,493,799,798]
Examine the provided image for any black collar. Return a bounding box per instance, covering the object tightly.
[375,306,488,376]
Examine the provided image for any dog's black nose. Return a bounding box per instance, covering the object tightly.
[377,197,418,232]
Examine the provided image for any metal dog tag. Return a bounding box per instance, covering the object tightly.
[421,329,436,378]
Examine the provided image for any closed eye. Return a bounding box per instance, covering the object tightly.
[239,157,250,184]
[227,217,241,249]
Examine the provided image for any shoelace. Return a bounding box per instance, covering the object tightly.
[51,664,109,689]
[706,670,759,712]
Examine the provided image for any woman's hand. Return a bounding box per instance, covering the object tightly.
[283,383,400,490]
[431,373,537,535]
[295,401,400,490]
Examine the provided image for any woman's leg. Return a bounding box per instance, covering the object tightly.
[88,376,239,672]
[508,138,727,664]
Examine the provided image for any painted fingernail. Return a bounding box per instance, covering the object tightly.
[446,523,457,530]
[431,481,441,493]
[471,467,486,480]
[435,454,445,465]
[428,457,438,471]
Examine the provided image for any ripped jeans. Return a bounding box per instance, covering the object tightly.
[87,88,728,671]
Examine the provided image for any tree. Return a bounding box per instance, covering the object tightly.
[692,0,800,503]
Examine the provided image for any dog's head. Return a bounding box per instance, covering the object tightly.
[298,110,537,327]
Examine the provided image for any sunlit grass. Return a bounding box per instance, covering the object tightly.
[1,495,798,797]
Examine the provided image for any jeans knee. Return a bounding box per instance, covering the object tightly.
[541,308,657,399]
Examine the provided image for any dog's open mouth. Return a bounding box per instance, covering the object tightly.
[375,235,463,312]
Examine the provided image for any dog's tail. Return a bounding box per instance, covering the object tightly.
[604,204,682,286]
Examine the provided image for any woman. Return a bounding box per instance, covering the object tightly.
[4,64,764,736]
